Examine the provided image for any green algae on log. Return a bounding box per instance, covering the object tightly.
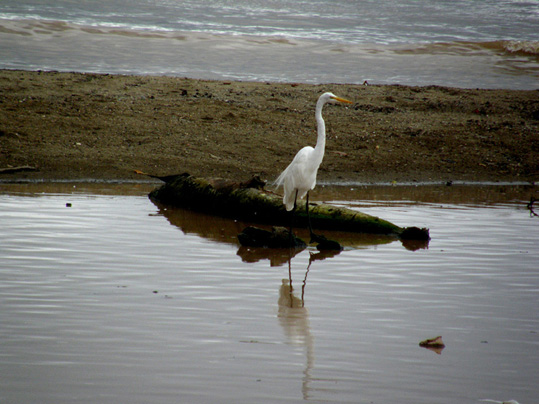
[148,173,429,240]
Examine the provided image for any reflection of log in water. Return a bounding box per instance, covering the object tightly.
[151,198,406,262]
[151,200,247,244]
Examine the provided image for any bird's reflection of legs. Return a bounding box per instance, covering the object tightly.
[279,251,314,400]
[287,247,294,307]
[287,250,316,309]
[300,253,314,308]
[280,249,341,400]
[286,240,311,308]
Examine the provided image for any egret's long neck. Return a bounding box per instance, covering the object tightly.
[313,99,326,160]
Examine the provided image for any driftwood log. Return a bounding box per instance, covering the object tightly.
[148,173,430,242]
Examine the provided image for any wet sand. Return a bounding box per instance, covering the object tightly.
[1,69,537,183]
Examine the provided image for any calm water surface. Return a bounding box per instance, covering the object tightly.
[0,183,537,404]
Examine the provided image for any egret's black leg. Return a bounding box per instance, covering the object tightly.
[306,192,320,242]
[306,192,314,240]
[289,189,299,241]
[307,192,342,250]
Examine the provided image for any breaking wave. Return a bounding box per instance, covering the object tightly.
[502,40,539,56]
[395,40,539,59]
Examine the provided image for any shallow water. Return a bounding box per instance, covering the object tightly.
[0,183,537,404]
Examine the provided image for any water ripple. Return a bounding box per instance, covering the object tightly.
[0,187,537,403]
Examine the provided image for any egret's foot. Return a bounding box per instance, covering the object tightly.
[286,229,307,249]
[309,231,320,243]
[309,232,326,244]
[310,232,342,251]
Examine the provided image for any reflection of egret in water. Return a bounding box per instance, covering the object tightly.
[277,249,340,400]
[154,200,379,399]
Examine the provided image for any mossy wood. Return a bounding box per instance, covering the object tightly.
[149,173,421,238]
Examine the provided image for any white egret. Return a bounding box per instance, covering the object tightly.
[275,92,352,242]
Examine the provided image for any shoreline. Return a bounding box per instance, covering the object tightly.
[0,177,534,187]
[1,69,538,184]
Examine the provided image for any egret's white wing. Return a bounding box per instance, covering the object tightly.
[275,146,315,211]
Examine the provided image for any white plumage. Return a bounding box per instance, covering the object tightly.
[275,92,352,211]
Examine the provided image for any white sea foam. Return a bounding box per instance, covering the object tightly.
[504,40,539,56]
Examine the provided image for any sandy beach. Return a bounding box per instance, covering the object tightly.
[1,69,537,184]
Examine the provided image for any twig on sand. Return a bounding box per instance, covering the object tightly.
[0,165,38,174]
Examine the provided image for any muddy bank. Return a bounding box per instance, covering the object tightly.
[1,69,537,183]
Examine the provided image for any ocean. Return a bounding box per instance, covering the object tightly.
[1,0,538,89]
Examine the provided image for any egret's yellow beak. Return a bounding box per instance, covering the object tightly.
[331,95,353,104]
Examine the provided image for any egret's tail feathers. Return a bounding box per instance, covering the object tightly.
[283,193,295,211]
[275,166,296,210]
[273,169,287,189]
